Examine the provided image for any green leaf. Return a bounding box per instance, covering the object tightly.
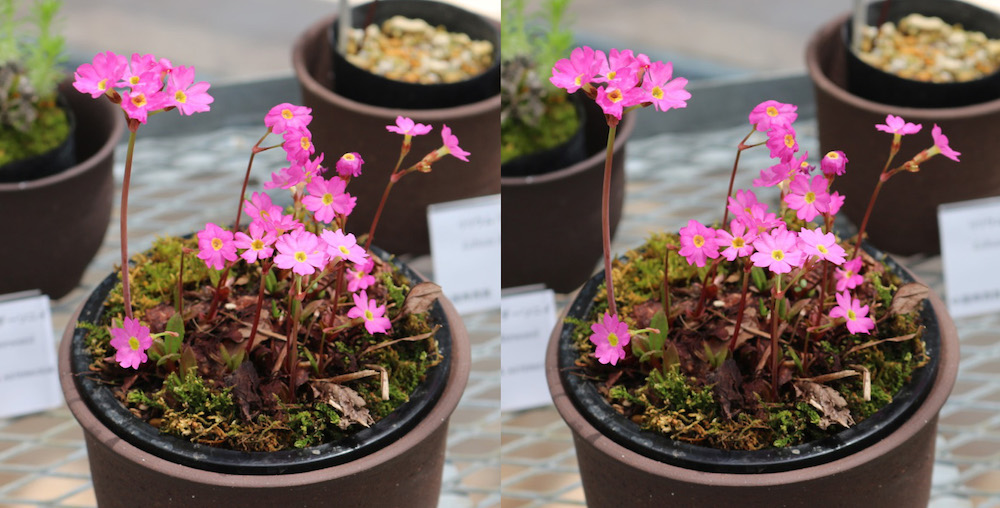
[648,310,669,352]
[751,266,769,292]
[165,313,185,354]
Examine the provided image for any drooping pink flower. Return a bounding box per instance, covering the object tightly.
[348,290,392,335]
[263,211,301,236]
[790,151,814,175]
[109,317,153,369]
[274,229,327,276]
[440,124,470,162]
[282,128,316,164]
[196,222,237,270]
[797,227,846,265]
[386,116,433,137]
[336,152,364,177]
[875,114,922,136]
[835,257,864,292]
[549,46,602,93]
[829,291,875,335]
[828,191,845,216]
[233,221,277,263]
[73,51,127,98]
[589,312,631,366]
[640,60,690,112]
[750,227,804,274]
[264,103,312,134]
[740,207,783,235]
[347,259,376,293]
[678,220,720,267]
[303,176,356,223]
[165,65,213,115]
[754,160,792,188]
[716,220,757,261]
[749,100,797,132]
[765,125,798,162]
[243,192,283,225]
[784,174,831,222]
[264,162,305,190]
[931,124,961,162]
[821,150,848,177]
[320,229,369,265]
[727,189,767,222]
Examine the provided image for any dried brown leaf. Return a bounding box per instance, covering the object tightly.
[311,381,375,429]
[361,328,438,356]
[843,332,919,356]
[399,282,442,317]
[793,380,855,430]
[889,283,929,316]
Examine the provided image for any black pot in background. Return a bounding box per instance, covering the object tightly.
[0,97,76,183]
[500,96,588,178]
[329,0,500,109]
[845,0,1000,108]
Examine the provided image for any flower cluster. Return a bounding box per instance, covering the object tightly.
[73,51,469,370]
[549,46,691,120]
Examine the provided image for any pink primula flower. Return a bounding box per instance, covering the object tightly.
[336,152,364,177]
[589,312,631,366]
[549,46,602,93]
[265,103,312,134]
[784,174,831,222]
[233,222,277,263]
[320,229,369,265]
[282,128,316,164]
[165,65,213,115]
[715,220,757,261]
[348,290,392,335]
[740,207,783,235]
[749,100,797,132]
[121,82,165,124]
[347,259,377,293]
[109,317,153,369]
[595,76,644,120]
[828,191,845,216]
[73,51,127,98]
[641,60,690,112]
[829,291,875,335]
[931,124,961,162]
[727,189,767,222]
[440,124,470,162]
[595,49,639,86]
[386,116,432,137]
[264,211,301,236]
[875,114,922,136]
[264,163,305,190]
[274,229,327,276]
[790,151,814,175]
[754,160,792,188]
[118,53,164,89]
[821,150,848,177]
[765,125,798,162]
[678,219,720,267]
[304,176,356,223]
[797,227,846,265]
[750,227,804,274]
[197,222,238,270]
[835,257,864,292]
[243,192,282,225]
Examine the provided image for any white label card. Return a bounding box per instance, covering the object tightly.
[500,289,557,412]
[938,196,1000,318]
[428,194,501,315]
[0,293,62,419]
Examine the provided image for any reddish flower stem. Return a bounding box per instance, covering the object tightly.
[852,175,887,258]
[729,258,753,352]
[244,261,272,355]
[119,122,140,320]
[770,285,782,401]
[364,139,410,251]
[286,275,303,401]
[601,123,618,316]
[720,127,758,228]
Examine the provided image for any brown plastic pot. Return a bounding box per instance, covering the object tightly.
[546,249,959,506]
[500,98,635,293]
[293,12,500,256]
[0,81,123,298]
[807,11,1000,255]
[59,254,471,507]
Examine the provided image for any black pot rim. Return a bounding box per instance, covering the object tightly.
[557,243,940,474]
[69,245,451,476]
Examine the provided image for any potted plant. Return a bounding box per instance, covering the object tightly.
[807,0,1000,255]
[59,50,471,507]
[545,47,959,506]
[292,0,500,256]
[0,0,123,298]
[500,0,654,292]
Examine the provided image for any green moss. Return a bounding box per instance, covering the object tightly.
[0,103,69,166]
[501,95,580,163]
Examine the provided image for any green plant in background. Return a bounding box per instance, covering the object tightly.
[0,0,69,167]
[500,0,579,164]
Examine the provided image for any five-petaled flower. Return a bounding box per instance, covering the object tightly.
[678,220,720,267]
[749,100,797,132]
[109,317,153,369]
[589,312,631,366]
[274,229,327,276]
[829,291,875,335]
[875,114,922,136]
[348,290,392,335]
[386,116,433,137]
[750,228,803,274]
[197,222,238,270]
[265,103,312,134]
[797,227,846,265]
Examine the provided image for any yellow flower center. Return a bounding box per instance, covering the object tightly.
[211,238,223,251]
[784,134,795,149]
[800,161,810,171]
[771,249,785,261]
[693,234,705,248]
[364,309,374,321]
[339,245,350,255]
[847,310,857,321]
[131,93,147,108]
[251,239,264,251]
[845,270,854,278]
[342,153,355,161]
[295,251,307,262]
[174,90,187,103]
[607,89,623,103]
[607,70,617,80]
[607,332,619,347]
[129,75,140,86]
[817,244,828,254]
[300,137,311,150]
[732,237,745,249]
[574,75,582,86]
[804,191,816,204]
[281,108,294,120]
[97,78,108,91]
[322,193,334,206]
[128,336,140,350]
[826,151,839,160]
[651,86,664,100]
[766,106,778,117]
